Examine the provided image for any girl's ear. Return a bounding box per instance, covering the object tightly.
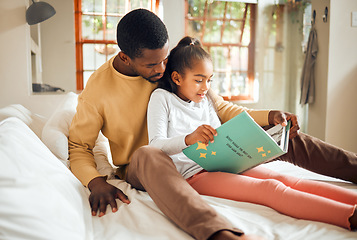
[171,71,182,85]
[118,52,131,66]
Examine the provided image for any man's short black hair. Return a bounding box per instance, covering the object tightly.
[116,8,169,59]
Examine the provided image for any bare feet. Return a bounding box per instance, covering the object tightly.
[209,230,266,240]
[349,207,357,230]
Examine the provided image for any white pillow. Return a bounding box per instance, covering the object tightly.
[0,117,93,240]
[41,92,78,162]
[41,92,115,177]
[0,104,46,138]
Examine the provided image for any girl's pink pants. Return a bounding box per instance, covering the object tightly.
[187,165,357,230]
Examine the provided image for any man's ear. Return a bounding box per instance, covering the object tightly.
[118,52,131,66]
[171,71,181,85]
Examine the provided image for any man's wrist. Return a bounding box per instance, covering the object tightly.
[88,176,107,191]
[268,110,276,125]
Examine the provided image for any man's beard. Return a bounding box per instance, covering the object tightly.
[131,66,161,83]
[144,73,162,83]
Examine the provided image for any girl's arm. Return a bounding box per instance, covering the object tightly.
[147,90,188,156]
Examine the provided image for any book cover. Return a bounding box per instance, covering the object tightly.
[183,111,291,174]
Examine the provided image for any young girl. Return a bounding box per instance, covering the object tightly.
[147,36,357,230]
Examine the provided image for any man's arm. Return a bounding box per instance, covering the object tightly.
[209,90,270,126]
[209,90,300,139]
[68,97,104,186]
[69,96,130,217]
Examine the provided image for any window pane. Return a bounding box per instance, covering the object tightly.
[210,47,226,70]
[83,71,94,88]
[83,44,96,70]
[231,47,248,71]
[107,0,126,14]
[107,44,120,59]
[82,15,92,39]
[207,2,225,18]
[83,44,106,70]
[131,0,150,9]
[106,16,120,40]
[82,0,94,12]
[203,20,222,43]
[82,0,102,13]
[231,72,249,96]
[186,20,204,39]
[82,15,104,40]
[187,0,205,17]
[226,2,247,19]
[83,44,119,71]
[210,72,227,96]
[222,20,243,44]
[94,44,107,68]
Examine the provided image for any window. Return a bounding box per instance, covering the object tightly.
[185,0,257,101]
[74,0,159,90]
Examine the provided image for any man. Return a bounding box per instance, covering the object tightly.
[68,8,357,240]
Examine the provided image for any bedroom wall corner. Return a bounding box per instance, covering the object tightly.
[308,0,357,152]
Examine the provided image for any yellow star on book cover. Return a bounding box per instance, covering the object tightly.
[257,146,264,153]
[199,153,207,158]
[196,142,207,150]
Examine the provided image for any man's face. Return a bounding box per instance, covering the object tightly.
[128,41,170,83]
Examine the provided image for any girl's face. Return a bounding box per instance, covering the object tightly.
[173,59,213,103]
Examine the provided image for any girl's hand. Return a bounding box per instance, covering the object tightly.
[185,124,217,146]
[268,110,300,139]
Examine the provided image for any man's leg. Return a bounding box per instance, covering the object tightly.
[279,132,357,184]
[125,146,243,240]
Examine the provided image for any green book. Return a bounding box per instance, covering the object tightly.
[183,111,291,174]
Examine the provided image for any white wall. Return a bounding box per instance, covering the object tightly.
[326,0,357,152]
[0,0,66,118]
[309,0,357,152]
[162,0,185,49]
[41,0,76,93]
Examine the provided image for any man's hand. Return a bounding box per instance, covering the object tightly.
[88,176,130,217]
[268,110,300,139]
[185,124,217,146]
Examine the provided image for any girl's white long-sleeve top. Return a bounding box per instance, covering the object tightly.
[147,88,221,179]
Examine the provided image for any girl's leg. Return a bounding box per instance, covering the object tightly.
[242,165,357,205]
[187,171,356,230]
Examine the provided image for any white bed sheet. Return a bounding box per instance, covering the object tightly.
[91,162,357,240]
[1,113,356,240]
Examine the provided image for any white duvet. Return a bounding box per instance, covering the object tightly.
[1,110,356,239]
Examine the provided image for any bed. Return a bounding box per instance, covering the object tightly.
[1,92,356,240]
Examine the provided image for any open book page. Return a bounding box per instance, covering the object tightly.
[265,121,291,151]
